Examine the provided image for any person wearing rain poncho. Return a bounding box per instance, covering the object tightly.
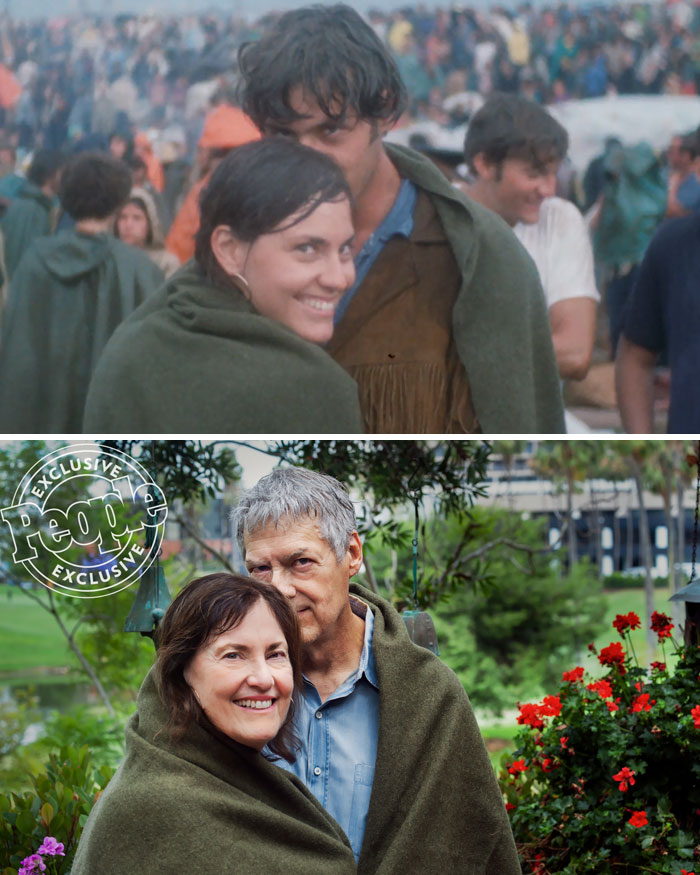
[0,151,163,432]
[0,149,63,280]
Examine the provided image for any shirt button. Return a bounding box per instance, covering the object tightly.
[315,711,322,719]
[313,766,322,776]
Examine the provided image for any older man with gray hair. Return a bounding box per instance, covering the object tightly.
[232,467,519,874]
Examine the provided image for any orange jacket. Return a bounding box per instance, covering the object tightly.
[165,105,260,264]
[164,173,209,265]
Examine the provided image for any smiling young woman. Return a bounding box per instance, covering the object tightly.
[82,137,364,434]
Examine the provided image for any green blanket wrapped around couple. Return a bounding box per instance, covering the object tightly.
[71,668,357,875]
[353,584,521,874]
[73,584,520,875]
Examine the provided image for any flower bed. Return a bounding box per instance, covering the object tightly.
[500,611,700,874]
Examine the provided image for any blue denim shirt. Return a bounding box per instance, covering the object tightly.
[334,178,418,325]
[274,598,379,860]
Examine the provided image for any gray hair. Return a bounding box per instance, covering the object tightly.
[232,467,358,561]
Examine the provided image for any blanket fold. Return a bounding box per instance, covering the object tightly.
[71,669,356,875]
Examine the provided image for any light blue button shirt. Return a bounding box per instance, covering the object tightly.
[334,178,418,325]
[274,599,379,861]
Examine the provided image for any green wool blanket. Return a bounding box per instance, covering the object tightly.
[351,583,521,875]
[71,670,356,875]
[83,260,364,433]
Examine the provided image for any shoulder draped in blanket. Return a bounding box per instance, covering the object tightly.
[385,143,565,434]
[352,583,521,875]
[82,260,364,433]
[0,230,163,432]
[71,669,357,875]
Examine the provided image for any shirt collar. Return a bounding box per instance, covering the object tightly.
[370,177,418,246]
[349,595,379,690]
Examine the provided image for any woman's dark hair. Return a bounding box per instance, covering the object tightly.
[59,151,132,220]
[194,137,352,286]
[156,573,302,762]
[238,4,406,130]
[463,93,568,175]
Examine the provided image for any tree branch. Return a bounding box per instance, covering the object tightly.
[175,513,236,573]
[46,589,115,717]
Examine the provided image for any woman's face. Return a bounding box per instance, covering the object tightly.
[184,599,294,751]
[237,197,355,345]
[117,202,149,248]
[109,135,128,159]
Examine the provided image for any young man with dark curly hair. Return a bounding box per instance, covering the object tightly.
[239,4,564,433]
[0,151,164,432]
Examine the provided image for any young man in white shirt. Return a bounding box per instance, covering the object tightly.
[464,93,599,383]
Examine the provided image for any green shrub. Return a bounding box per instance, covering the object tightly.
[603,572,668,591]
[500,611,700,874]
[0,745,113,874]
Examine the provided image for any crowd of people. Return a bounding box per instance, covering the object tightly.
[0,3,696,434]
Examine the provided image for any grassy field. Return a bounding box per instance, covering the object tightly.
[0,588,81,680]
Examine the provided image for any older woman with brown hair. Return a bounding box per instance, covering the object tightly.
[71,574,356,875]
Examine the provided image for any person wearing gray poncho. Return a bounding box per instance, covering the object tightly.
[84,137,362,434]
[235,467,522,874]
[72,574,357,875]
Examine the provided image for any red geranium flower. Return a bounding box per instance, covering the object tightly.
[517,702,544,729]
[508,759,528,775]
[606,699,620,713]
[540,694,562,717]
[628,810,648,828]
[599,641,627,672]
[631,693,655,713]
[505,802,516,812]
[650,661,666,673]
[613,611,641,636]
[613,767,636,792]
[587,678,613,699]
[562,666,584,683]
[691,705,700,728]
[650,611,674,640]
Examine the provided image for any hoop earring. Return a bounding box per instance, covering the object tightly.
[232,272,251,301]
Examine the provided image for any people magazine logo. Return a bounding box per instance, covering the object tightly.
[0,444,167,599]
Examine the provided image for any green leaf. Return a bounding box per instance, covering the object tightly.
[40,802,53,827]
[15,809,36,835]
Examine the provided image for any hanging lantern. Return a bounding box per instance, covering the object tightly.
[124,456,171,647]
[401,490,440,656]
[124,555,171,645]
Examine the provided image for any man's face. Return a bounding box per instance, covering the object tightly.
[477,155,559,225]
[263,86,390,201]
[244,515,363,647]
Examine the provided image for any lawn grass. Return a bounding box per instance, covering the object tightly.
[0,588,81,679]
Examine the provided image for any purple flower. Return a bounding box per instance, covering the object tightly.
[18,854,46,875]
[37,837,65,857]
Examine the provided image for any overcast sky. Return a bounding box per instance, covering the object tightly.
[5,0,404,21]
